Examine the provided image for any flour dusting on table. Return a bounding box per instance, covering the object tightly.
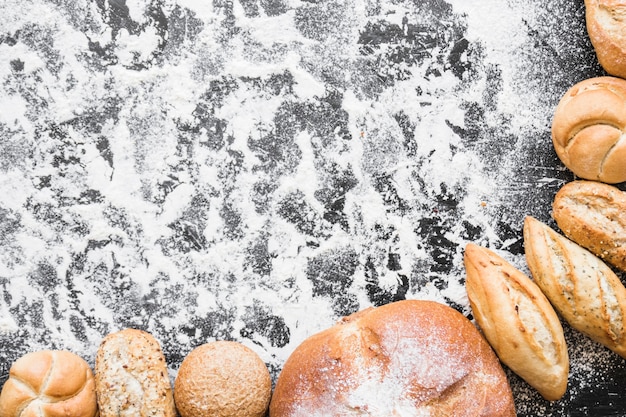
[0,0,621,415]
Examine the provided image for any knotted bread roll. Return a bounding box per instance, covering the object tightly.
[551,76,626,184]
[585,0,626,79]
[0,350,98,417]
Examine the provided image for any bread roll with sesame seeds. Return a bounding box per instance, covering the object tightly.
[524,216,626,358]
[94,328,176,417]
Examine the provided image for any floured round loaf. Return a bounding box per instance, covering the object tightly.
[269,299,516,417]
[174,341,272,417]
[551,76,626,184]
[0,350,98,417]
[585,0,626,79]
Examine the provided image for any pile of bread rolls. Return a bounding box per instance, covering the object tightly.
[463,0,626,403]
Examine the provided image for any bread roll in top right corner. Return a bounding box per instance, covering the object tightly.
[585,0,626,79]
[551,76,626,184]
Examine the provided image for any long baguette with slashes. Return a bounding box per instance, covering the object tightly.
[552,180,626,272]
[464,243,569,401]
[523,216,626,358]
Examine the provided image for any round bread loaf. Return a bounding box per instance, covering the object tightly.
[585,0,626,79]
[551,76,626,184]
[0,350,98,417]
[174,341,272,417]
[269,299,516,417]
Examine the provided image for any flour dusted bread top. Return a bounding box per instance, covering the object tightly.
[269,299,516,417]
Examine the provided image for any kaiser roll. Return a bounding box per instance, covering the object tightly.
[269,299,516,417]
[174,341,272,417]
[551,76,626,184]
[0,350,98,417]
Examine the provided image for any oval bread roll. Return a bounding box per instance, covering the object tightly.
[585,0,626,79]
[95,328,176,417]
[524,216,626,358]
[552,180,626,272]
[551,76,626,184]
[0,350,98,417]
[270,299,516,417]
[464,243,569,401]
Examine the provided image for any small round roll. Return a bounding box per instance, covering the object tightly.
[0,350,98,417]
[269,299,516,416]
[174,341,272,417]
[551,76,626,184]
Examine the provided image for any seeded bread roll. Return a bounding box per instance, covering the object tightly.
[94,328,176,417]
[174,341,272,417]
[585,0,626,79]
[551,76,626,184]
[0,350,98,417]
[464,243,569,401]
[270,299,516,417]
[524,216,626,358]
[552,180,626,272]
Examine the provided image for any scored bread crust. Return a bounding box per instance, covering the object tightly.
[269,299,516,417]
[524,216,626,358]
[94,328,176,417]
[551,76,626,184]
[552,180,626,272]
[0,350,98,417]
[585,0,626,79]
[464,243,569,401]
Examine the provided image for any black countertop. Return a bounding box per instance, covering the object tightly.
[1,0,625,415]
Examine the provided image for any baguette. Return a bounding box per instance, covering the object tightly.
[523,216,626,358]
[464,243,569,401]
[552,180,626,272]
[95,328,177,417]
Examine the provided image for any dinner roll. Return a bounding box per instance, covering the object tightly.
[95,328,176,417]
[174,341,272,417]
[0,350,98,417]
[269,299,516,417]
[551,76,626,184]
[585,0,626,79]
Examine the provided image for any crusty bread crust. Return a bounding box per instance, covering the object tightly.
[269,299,516,417]
[585,0,626,79]
[174,341,271,417]
[524,216,626,358]
[552,180,626,272]
[94,328,176,417]
[464,243,569,401]
[551,76,626,184]
[0,350,98,417]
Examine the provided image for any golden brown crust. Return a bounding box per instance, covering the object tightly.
[585,0,626,79]
[464,243,569,401]
[551,76,626,184]
[94,328,176,417]
[552,180,626,272]
[0,350,98,417]
[269,299,516,417]
[174,341,272,417]
[524,216,626,358]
